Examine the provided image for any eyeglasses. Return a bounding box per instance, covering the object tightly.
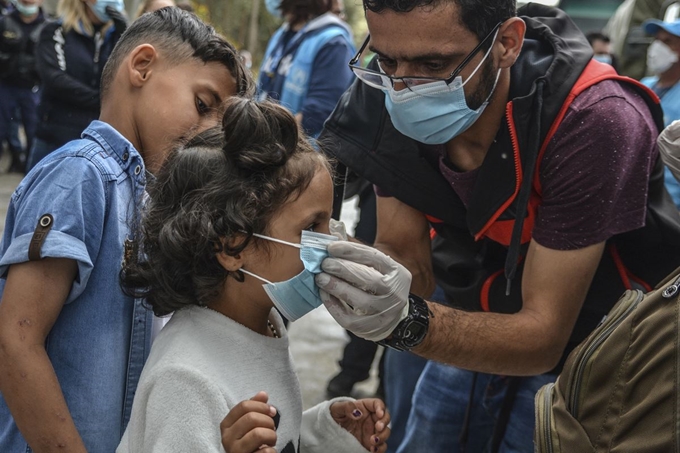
[348,21,503,91]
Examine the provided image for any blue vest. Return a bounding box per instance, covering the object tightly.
[258,19,353,116]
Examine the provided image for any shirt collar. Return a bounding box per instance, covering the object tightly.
[81,120,145,177]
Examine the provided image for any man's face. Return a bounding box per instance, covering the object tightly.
[136,57,237,173]
[591,39,610,56]
[657,29,680,55]
[366,3,499,109]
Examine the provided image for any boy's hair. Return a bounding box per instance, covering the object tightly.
[122,98,331,316]
[101,7,254,101]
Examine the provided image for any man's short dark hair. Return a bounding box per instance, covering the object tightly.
[363,0,516,42]
[101,7,254,100]
[280,0,333,27]
[586,32,610,46]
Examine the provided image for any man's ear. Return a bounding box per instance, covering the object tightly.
[127,44,158,88]
[496,17,526,69]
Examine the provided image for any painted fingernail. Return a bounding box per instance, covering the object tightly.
[352,409,362,417]
[374,436,380,444]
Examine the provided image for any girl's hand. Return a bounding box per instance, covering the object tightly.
[220,391,278,453]
[330,398,391,452]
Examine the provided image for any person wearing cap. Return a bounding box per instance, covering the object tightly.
[642,18,680,208]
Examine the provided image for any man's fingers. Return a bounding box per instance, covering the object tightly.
[660,120,680,143]
[315,273,382,314]
[321,257,392,295]
[319,287,356,319]
[326,241,398,275]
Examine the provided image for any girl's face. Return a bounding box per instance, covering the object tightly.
[244,166,334,301]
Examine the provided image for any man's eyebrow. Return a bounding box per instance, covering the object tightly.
[369,45,464,62]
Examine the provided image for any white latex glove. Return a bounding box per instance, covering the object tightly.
[658,120,680,182]
[329,218,348,240]
[315,241,411,342]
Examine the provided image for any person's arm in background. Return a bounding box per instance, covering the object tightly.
[0,259,86,452]
[35,23,100,111]
[298,37,355,137]
[658,120,680,181]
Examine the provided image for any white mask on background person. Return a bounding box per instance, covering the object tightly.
[647,40,679,75]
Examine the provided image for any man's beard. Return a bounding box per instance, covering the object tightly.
[465,56,497,111]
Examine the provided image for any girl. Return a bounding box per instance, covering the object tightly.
[118,97,390,453]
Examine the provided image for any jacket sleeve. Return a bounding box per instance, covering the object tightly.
[300,37,355,137]
[36,23,100,110]
[299,398,366,453]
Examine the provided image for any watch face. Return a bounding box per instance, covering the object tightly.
[406,323,425,339]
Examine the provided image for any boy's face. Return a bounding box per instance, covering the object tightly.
[136,58,237,173]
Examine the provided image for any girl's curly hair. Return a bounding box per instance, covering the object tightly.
[121,98,331,316]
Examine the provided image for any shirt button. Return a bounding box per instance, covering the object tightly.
[122,152,129,161]
[134,165,141,175]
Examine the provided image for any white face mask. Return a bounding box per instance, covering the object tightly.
[647,40,679,75]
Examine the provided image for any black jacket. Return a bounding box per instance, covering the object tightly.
[0,9,46,88]
[320,4,680,373]
[35,20,119,146]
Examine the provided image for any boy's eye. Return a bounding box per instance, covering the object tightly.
[305,223,318,232]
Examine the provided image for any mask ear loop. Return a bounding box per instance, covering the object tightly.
[252,233,302,249]
[240,268,273,284]
[461,28,500,88]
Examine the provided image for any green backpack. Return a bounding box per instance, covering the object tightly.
[534,269,680,452]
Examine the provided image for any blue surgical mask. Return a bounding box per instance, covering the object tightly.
[265,0,282,19]
[89,0,124,23]
[240,230,338,321]
[593,54,613,66]
[13,0,39,16]
[383,30,501,145]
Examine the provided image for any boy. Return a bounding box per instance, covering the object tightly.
[0,7,252,452]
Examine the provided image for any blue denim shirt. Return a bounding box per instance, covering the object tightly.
[0,121,152,452]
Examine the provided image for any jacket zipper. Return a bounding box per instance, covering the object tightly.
[536,382,555,453]
[568,290,644,417]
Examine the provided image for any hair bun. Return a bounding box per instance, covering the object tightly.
[222,98,299,172]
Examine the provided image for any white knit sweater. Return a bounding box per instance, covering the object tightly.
[117,305,365,453]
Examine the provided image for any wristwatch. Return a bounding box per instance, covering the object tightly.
[377,294,431,352]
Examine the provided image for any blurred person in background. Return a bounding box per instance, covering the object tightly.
[175,1,192,12]
[135,0,174,18]
[0,0,45,173]
[641,18,680,207]
[586,31,619,72]
[26,0,127,172]
[258,0,355,137]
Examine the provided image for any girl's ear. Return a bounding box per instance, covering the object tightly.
[215,235,248,272]
[216,250,242,272]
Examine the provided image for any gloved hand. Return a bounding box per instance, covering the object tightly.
[329,218,348,240]
[658,120,680,182]
[315,241,411,342]
[106,6,128,36]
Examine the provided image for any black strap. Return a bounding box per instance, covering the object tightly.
[332,161,347,220]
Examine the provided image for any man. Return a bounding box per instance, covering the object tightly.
[0,0,45,173]
[641,19,680,208]
[586,31,618,71]
[316,1,680,451]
